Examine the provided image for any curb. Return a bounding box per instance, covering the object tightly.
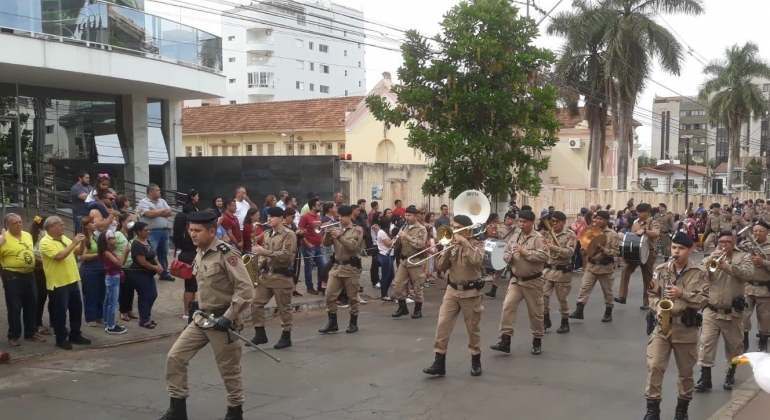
[707,377,760,420]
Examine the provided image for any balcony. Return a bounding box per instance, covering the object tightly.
[247,53,274,67]
[245,28,274,53]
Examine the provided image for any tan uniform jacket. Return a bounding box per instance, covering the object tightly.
[746,240,770,298]
[498,224,515,241]
[656,212,675,234]
[701,250,753,320]
[648,260,709,343]
[631,218,660,252]
[705,213,723,236]
[436,237,484,298]
[398,223,427,265]
[192,239,255,323]
[586,227,620,275]
[731,217,748,231]
[505,229,548,288]
[260,227,297,288]
[744,207,757,222]
[759,210,770,225]
[545,229,576,283]
[323,224,363,277]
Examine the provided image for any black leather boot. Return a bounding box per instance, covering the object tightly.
[391,299,410,317]
[159,397,188,420]
[601,307,613,323]
[531,337,542,355]
[556,318,570,334]
[251,327,268,345]
[569,302,584,320]
[273,331,291,349]
[411,302,423,319]
[744,331,750,351]
[695,366,712,392]
[674,398,690,420]
[544,313,552,330]
[642,399,661,420]
[614,297,626,304]
[318,312,339,334]
[346,314,359,333]
[724,365,736,390]
[423,353,446,376]
[490,334,511,353]
[470,354,482,376]
[760,334,769,352]
[224,405,243,420]
[485,284,498,298]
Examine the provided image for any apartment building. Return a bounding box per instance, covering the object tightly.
[650,96,714,162]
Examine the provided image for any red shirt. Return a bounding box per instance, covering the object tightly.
[242,223,254,249]
[221,212,243,246]
[392,207,406,217]
[299,212,323,247]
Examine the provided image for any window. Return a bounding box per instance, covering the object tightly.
[195,146,203,156]
[338,142,345,153]
[248,72,274,88]
[267,144,274,156]
[228,36,235,41]
[344,70,347,76]
[321,65,329,74]
[211,146,219,156]
[345,90,348,96]
[764,84,770,92]
[343,31,347,37]
[320,85,329,94]
[344,50,347,56]
[309,41,314,50]
[358,62,361,67]
[286,144,294,155]
[298,144,305,156]
[295,38,303,47]
[296,81,304,90]
[297,14,306,26]
[229,100,236,105]
[45,125,54,134]
[222,146,228,157]
[257,144,264,156]
[231,146,238,156]
[228,57,236,62]
[310,144,317,155]
[319,44,329,53]
[185,146,192,157]
[309,83,315,92]
[358,43,361,49]
[296,60,304,69]
[229,78,236,84]
[309,63,315,71]
[358,81,362,87]
[326,144,333,155]
[246,145,253,156]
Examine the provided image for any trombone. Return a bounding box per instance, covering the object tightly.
[315,221,341,234]
[539,215,560,245]
[738,226,769,260]
[406,224,483,265]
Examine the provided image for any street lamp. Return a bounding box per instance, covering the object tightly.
[682,134,694,213]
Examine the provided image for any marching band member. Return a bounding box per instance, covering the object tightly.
[485,211,517,299]
[423,215,485,377]
[655,203,675,262]
[541,211,576,334]
[571,211,619,324]
[695,231,753,392]
[701,204,724,252]
[616,203,660,309]
[391,206,428,319]
[643,232,708,420]
[743,221,770,352]
[491,210,549,356]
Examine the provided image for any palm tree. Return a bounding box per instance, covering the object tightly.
[595,0,705,190]
[548,1,609,188]
[699,42,770,193]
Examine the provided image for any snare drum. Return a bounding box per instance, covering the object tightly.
[483,239,508,271]
[619,233,649,263]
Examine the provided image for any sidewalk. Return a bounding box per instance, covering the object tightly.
[734,390,770,420]
[709,376,768,420]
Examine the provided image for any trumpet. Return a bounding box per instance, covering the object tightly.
[314,221,341,234]
[406,223,483,265]
[707,250,727,273]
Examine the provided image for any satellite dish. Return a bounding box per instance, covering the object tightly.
[692,156,704,164]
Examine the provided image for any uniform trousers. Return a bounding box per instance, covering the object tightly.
[743,295,770,335]
[325,274,360,315]
[542,273,571,318]
[576,270,615,308]
[251,284,293,331]
[499,279,544,338]
[394,263,425,302]
[646,333,698,401]
[433,293,483,355]
[698,310,744,368]
[166,323,244,407]
[618,253,656,306]
[702,233,717,251]
[659,233,672,258]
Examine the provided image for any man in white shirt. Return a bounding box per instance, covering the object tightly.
[276,191,289,210]
[137,183,174,280]
[234,186,257,230]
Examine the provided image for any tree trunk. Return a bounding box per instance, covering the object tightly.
[726,154,734,195]
[589,116,602,188]
[616,100,633,190]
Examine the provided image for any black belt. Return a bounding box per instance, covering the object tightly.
[544,263,571,273]
[336,260,352,265]
[515,272,543,282]
[268,267,293,277]
[207,307,229,317]
[589,258,614,266]
[447,280,484,291]
[0,269,34,278]
[748,281,768,286]
[706,304,732,315]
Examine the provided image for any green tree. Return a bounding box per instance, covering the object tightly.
[0,97,34,178]
[366,0,559,198]
[642,177,653,191]
[637,154,657,168]
[699,42,770,193]
[745,157,763,191]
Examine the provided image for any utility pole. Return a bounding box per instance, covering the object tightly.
[682,135,693,214]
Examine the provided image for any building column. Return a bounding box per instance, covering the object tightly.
[161,99,182,195]
[118,94,150,189]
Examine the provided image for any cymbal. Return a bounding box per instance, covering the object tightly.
[586,234,608,258]
[578,225,603,250]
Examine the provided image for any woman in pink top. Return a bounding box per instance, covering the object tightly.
[98,231,129,334]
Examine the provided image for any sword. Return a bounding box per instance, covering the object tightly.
[193,310,281,364]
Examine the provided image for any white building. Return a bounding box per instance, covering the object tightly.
[219,0,366,105]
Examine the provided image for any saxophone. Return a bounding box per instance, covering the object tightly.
[242,222,260,287]
[657,261,674,335]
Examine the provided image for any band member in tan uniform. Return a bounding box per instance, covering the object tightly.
[491,210,549,356]
[392,206,428,319]
[161,211,254,420]
[571,211,620,325]
[423,215,485,377]
[617,203,660,309]
[318,205,364,335]
[701,204,724,252]
[695,230,753,392]
[643,232,709,420]
[656,203,675,262]
[743,220,770,352]
[542,211,576,334]
[250,206,297,349]
[485,211,517,298]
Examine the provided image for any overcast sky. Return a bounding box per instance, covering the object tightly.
[147,0,770,152]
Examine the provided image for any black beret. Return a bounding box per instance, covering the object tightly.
[187,211,217,224]
[504,211,517,220]
[267,206,284,217]
[757,220,770,231]
[454,214,473,227]
[659,203,667,209]
[521,205,532,211]
[718,230,734,239]
[519,210,536,221]
[406,206,420,215]
[338,205,353,216]
[672,232,693,248]
[710,203,721,209]
[595,210,610,219]
[636,203,651,212]
[551,211,567,221]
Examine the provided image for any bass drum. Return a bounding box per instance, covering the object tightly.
[619,233,649,263]
[483,239,508,271]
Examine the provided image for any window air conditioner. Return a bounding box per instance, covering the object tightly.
[568,139,582,149]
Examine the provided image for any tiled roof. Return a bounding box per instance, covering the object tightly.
[654,163,708,176]
[638,167,671,174]
[182,96,365,134]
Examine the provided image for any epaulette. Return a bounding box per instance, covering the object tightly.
[217,243,235,254]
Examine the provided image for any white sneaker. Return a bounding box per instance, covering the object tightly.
[406,298,414,304]
[374,282,381,289]
[181,315,189,321]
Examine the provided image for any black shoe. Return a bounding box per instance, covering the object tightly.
[614,297,626,304]
[485,285,497,298]
[223,404,243,420]
[159,397,188,420]
[674,398,690,420]
[490,334,511,353]
[318,312,339,334]
[411,302,423,319]
[56,340,73,350]
[556,318,570,334]
[640,304,650,310]
[569,302,584,320]
[724,365,736,390]
[159,274,175,281]
[601,307,613,323]
[251,327,268,345]
[391,300,410,318]
[423,353,446,376]
[544,313,552,330]
[346,314,359,333]
[307,289,319,295]
[470,354,482,377]
[531,338,542,355]
[695,367,712,392]
[273,331,292,349]
[760,334,769,352]
[292,291,303,297]
[642,399,661,420]
[69,335,91,345]
[744,331,750,352]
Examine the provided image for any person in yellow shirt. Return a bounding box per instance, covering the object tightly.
[38,216,92,350]
[0,213,46,347]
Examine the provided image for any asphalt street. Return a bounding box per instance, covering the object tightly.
[0,263,757,420]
